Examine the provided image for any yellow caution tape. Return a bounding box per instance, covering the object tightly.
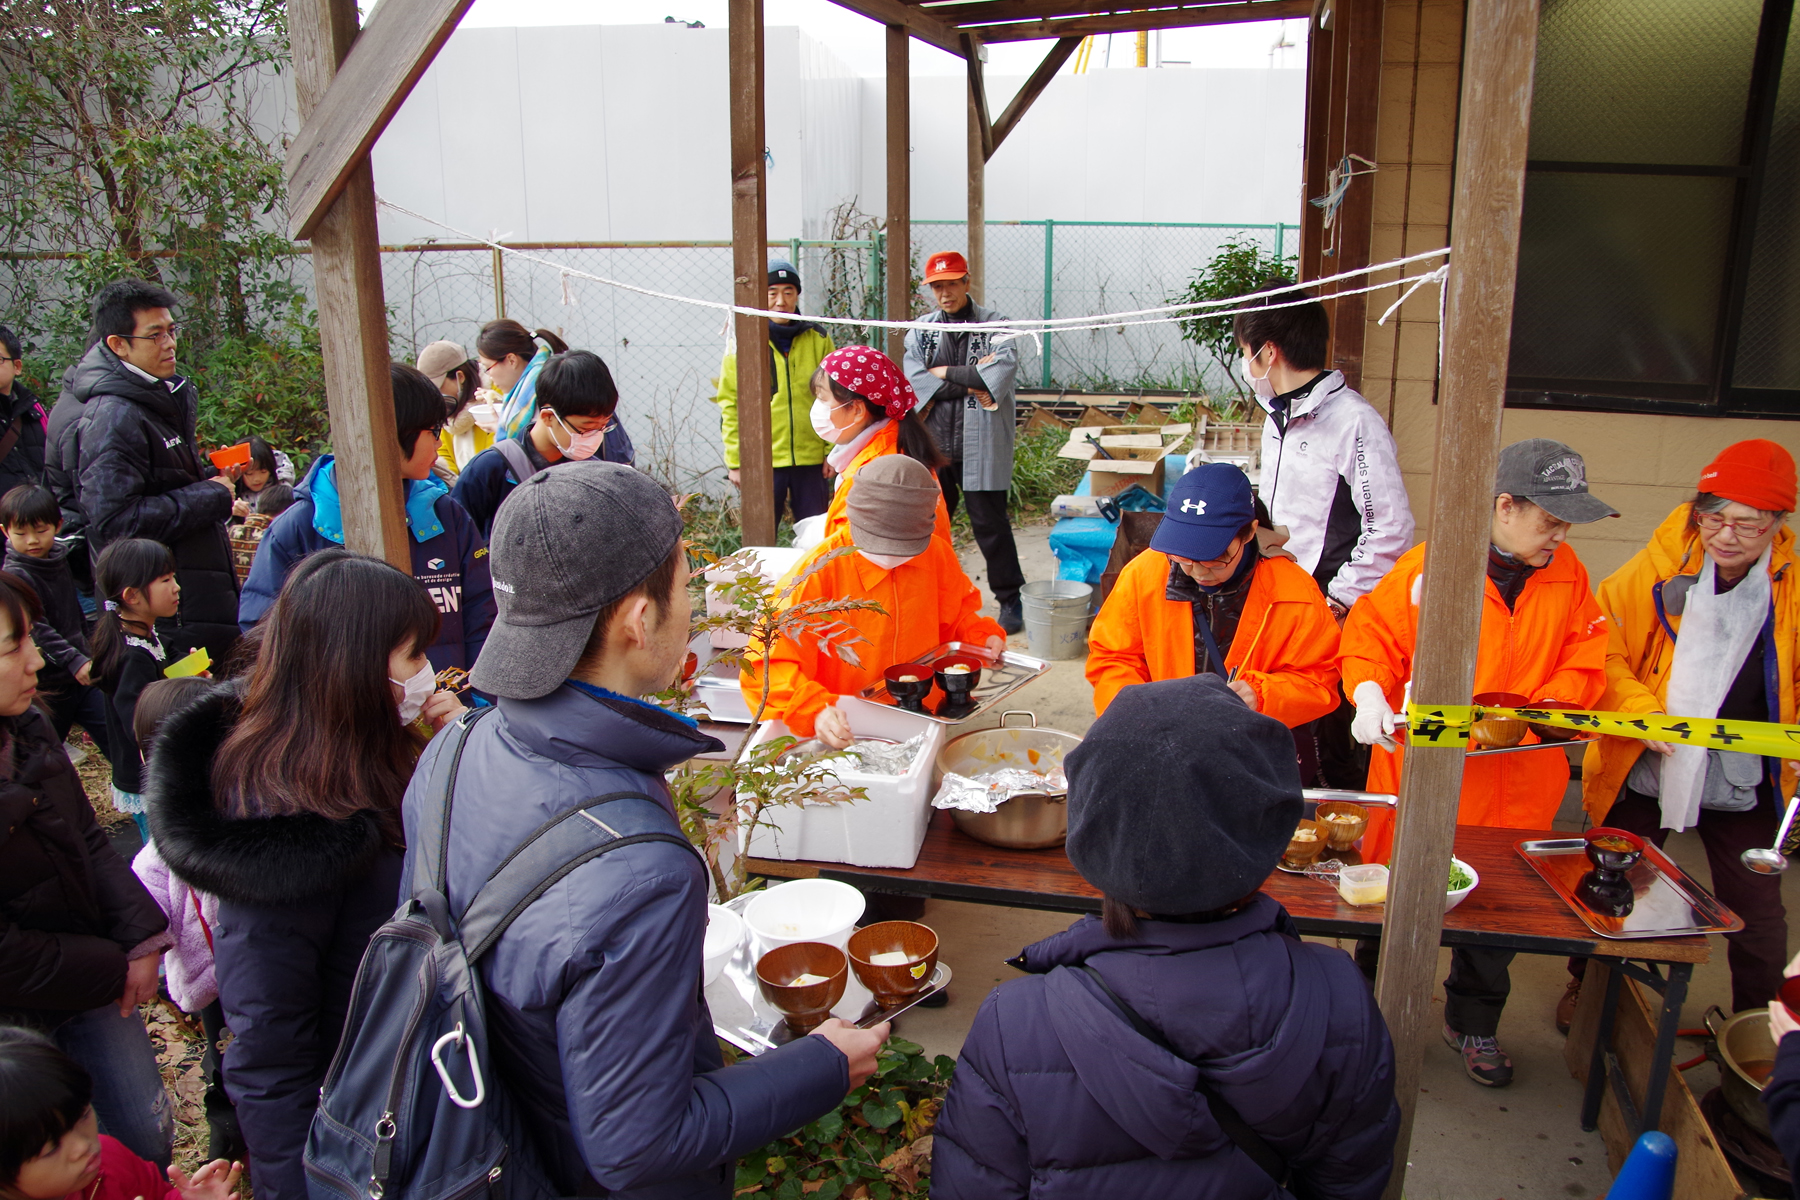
[1403,701,1800,760]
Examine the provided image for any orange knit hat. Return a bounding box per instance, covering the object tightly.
[1698,439,1797,514]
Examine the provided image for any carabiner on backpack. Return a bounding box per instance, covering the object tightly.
[430,1023,486,1109]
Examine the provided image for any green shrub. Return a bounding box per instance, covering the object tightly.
[189,303,330,470]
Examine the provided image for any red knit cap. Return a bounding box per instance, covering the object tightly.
[1698,439,1797,513]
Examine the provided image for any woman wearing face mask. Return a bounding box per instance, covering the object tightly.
[148,549,460,1200]
[451,350,631,539]
[741,455,1004,749]
[810,347,952,543]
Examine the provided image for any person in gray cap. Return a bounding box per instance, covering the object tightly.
[400,460,886,1198]
[1341,437,1616,1087]
[713,260,836,523]
[933,673,1400,1197]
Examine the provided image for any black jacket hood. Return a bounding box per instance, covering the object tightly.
[67,341,189,429]
[146,682,391,907]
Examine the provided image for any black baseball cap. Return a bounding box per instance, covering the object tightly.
[1494,438,1619,524]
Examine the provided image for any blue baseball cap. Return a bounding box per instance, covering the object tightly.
[1150,462,1257,562]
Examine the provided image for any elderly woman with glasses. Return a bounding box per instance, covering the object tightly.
[1575,440,1799,1022]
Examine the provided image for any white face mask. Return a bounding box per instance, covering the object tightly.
[858,549,917,570]
[391,660,436,724]
[812,397,854,444]
[1239,349,1278,402]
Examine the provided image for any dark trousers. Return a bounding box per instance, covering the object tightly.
[1317,684,1370,790]
[1354,942,1516,1037]
[938,465,1024,607]
[199,1000,247,1162]
[1572,785,1789,1013]
[42,672,111,764]
[773,464,829,524]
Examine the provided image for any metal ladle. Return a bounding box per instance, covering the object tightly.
[1743,792,1800,874]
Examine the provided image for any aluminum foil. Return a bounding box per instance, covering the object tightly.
[811,733,927,777]
[931,765,1068,814]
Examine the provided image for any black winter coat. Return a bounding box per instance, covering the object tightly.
[47,364,88,542]
[148,685,404,1200]
[933,895,1400,1200]
[70,343,238,661]
[0,705,167,1028]
[0,380,48,498]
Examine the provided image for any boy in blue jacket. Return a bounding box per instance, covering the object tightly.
[238,364,495,671]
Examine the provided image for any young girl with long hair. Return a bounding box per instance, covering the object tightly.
[147,549,463,1200]
[810,347,950,541]
[91,538,179,840]
[477,319,569,441]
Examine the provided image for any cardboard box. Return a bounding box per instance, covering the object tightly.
[705,546,805,649]
[1020,405,1071,435]
[1057,423,1193,461]
[1085,446,1167,497]
[738,698,943,869]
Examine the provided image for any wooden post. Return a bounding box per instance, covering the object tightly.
[729,0,775,546]
[289,0,410,570]
[965,42,987,303]
[1372,0,1541,1194]
[885,25,911,363]
[1323,0,1382,389]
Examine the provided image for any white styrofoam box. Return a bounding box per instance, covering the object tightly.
[706,546,806,648]
[791,513,826,551]
[738,697,943,869]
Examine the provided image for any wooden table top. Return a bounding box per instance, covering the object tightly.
[749,813,1712,964]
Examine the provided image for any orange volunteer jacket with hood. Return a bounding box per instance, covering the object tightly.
[741,527,1005,736]
[1086,548,1342,726]
[823,421,952,543]
[1340,541,1608,861]
[1581,503,1800,824]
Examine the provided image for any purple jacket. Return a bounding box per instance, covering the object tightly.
[933,895,1400,1199]
[131,839,218,1013]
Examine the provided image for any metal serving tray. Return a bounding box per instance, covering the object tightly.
[856,641,1051,725]
[706,893,952,1056]
[1516,837,1744,940]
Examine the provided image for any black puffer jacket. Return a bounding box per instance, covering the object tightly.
[0,705,168,1028]
[0,379,48,498]
[70,343,238,660]
[47,362,88,541]
[148,684,404,1200]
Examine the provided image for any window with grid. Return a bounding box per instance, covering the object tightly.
[1505,0,1800,417]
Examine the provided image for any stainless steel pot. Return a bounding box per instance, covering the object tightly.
[1708,1005,1777,1136]
[936,711,1082,850]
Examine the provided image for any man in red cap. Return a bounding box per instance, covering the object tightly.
[1573,439,1798,1029]
[902,251,1025,634]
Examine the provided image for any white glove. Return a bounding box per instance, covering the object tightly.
[1351,680,1399,750]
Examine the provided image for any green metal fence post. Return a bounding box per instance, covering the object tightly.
[1040,219,1055,387]
[871,232,886,328]
[1275,224,1285,263]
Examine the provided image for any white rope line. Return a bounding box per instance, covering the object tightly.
[375,196,1450,339]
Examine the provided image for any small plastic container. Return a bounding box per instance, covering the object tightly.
[702,905,744,986]
[1338,863,1389,907]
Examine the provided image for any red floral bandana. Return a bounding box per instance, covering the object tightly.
[821,346,919,420]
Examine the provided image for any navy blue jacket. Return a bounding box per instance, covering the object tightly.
[1767,1030,1800,1179]
[934,896,1400,1200]
[401,684,847,1198]
[449,419,635,539]
[238,456,495,671]
[147,684,404,1200]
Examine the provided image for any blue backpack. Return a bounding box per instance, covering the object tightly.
[304,708,698,1200]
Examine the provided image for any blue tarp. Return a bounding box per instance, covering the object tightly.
[1048,453,1187,585]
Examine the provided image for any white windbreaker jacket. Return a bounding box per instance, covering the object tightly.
[1257,371,1415,607]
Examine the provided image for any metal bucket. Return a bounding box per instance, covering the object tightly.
[1708,1005,1777,1137]
[1020,580,1093,661]
[936,711,1082,849]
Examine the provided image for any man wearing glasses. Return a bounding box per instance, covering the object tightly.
[71,279,243,661]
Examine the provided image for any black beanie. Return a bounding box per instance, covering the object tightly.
[768,260,801,292]
[1065,674,1303,914]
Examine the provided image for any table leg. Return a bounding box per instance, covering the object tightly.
[1580,961,1623,1133]
[1639,961,1691,1133]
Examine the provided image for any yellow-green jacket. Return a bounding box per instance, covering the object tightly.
[715,323,834,469]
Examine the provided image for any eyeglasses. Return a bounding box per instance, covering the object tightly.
[118,326,179,346]
[1172,539,1246,572]
[1695,513,1776,536]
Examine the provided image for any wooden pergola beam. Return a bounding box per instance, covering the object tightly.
[886,25,912,363]
[965,34,988,299]
[1371,0,1542,1192]
[825,0,967,56]
[285,0,475,240]
[729,0,777,547]
[989,36,1082,155]
[969,0,1309,41]
[925,0,1258,28]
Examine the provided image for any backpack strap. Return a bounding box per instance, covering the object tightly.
[1076,963,1296,1196]
[409,707,495,898]
[458,793,698,963]
[493,437,537,485]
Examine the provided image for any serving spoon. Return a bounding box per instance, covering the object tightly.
[1743,792,1800,874]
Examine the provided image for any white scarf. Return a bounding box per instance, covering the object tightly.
[1659,548,1772,830]
[827,418,891,475]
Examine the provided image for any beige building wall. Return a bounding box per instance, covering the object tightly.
[1356,0,1800,582]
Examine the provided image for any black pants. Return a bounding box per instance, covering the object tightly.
[938,465,1024,608]
[772,464,829,524]
[41,671,111,764]
[1570,785,1788,1013]
[1354,942,1516,1037]
[199,1000,246,1161]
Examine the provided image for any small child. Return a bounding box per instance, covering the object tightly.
[91,538,180,840]
[227,436,293,523]
[0,485,109,761]
[129,676,242,1163]
[0,1025,240,1200]
[228,481,294,587]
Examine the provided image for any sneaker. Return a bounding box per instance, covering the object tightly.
[1555,976,1582,1035]
[998,599,1023,636]
[1444,1022,1514,1087]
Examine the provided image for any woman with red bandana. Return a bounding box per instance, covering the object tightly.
[812,347,952,542]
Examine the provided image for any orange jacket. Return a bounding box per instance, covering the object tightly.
[1086,549,1342,727]
[1340,541,1607,860]
[823,422,952,543]
[740,527,1006,736]
[1581,504,1800,823]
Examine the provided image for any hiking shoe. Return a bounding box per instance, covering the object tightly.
[1555,976,1582,1035]
[1444,1022,1514,1087]
[998,599,1023,635]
